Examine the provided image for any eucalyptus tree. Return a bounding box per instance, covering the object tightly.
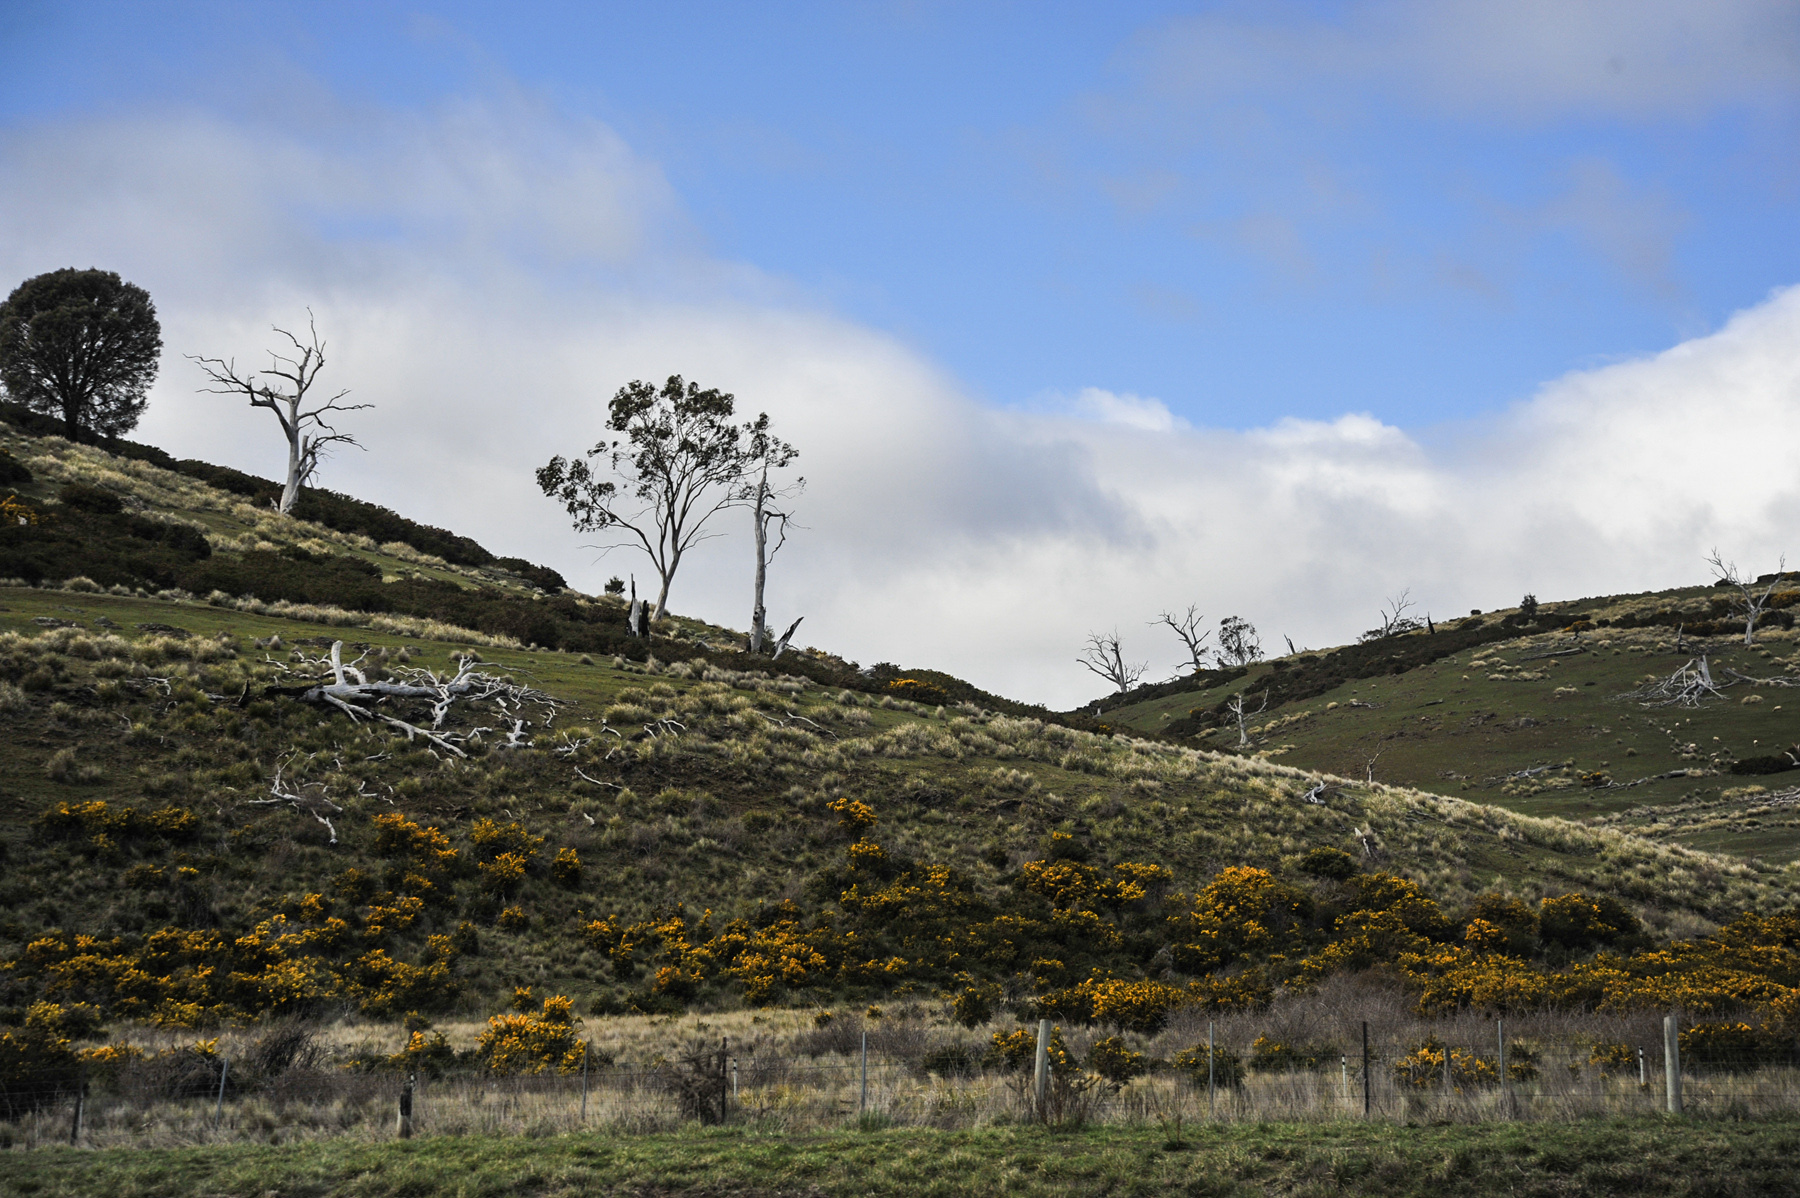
[538,375,774,627]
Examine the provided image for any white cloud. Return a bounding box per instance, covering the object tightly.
[2,100,1797,709]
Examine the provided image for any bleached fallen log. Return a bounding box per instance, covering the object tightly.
[273,641,561,756]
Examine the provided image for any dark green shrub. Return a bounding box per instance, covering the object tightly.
[1299,847,1358,881]
[58,482,122,514]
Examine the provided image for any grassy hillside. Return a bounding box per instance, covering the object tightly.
[1,415,1798,1068]
[1096,595,1800,863]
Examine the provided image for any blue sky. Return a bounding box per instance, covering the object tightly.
[8,1,1794,426]
[2,2,1798,703]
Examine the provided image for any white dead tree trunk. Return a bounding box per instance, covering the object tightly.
[1707,549,1788,646]
[190,313,371,514]
[1226,689,1269,747]
[1152,606,1212,673]
[1079,631,1147,695]
[770,616,803,660]
[627,576,648,638]
[742,425,801,654]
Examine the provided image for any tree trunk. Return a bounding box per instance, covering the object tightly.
[279,397,302,514]
[652,554,675,627]
[750,461,769,654]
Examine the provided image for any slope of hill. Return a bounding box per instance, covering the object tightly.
[1,415,1797,1054]
[1094,595,1800,863]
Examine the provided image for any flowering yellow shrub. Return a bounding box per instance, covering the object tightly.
[1391,1039,1499,1089]
[470,817,543,861]
[550,847,582,886]
[478,851,530,895]
[827,796,876,831]
[0,494,39,525]
[1168,866,1312,973]
[475,995,584,1075]
[887,678,949,705]
[1039,976,1191,1034]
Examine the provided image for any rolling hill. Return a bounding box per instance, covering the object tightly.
[0,411,1797,1052]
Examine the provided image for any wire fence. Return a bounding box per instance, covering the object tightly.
[4,1018,1798,1149]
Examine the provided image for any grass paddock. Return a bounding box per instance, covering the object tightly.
[4,1117,1800,1197]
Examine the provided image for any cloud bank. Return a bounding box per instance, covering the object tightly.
[1,97,1796,708]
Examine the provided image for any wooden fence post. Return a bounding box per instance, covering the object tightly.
[1032,1020,1051,1122]
[860,1031,868,1115]
[397,1073,414,1138]
[580,1041,590,1121]
[1664,1014,1683,1115]
[68,1065,86,1146]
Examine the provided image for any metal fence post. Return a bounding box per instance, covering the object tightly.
[860,1031,869,1115]
[214,1055,229,1127]
[1637,1046,1646,1090]
[718,1037,729,1125]
[1361,1022,1370,1117]
[580,1040,590,1121]
[1496,1019,1507,1116]
[1664,1014,1683,1115]
[1207,1021,1216,1117]
[1032,1019,1051,1122]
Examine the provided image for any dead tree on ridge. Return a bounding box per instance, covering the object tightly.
[1079,631,1147,695]
[1152,606,1212,673]
[740,415,802,654]
[189,313,371,514]
[1706,548,1789,647]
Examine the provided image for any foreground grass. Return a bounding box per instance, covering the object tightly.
[6,1119,1800,1197]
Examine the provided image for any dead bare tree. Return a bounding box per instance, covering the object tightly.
[1152,606,1212,673]
[1078,631,1147,694]
[247,753,345,844]
[1359,589,1427,642]
[1224,689,1268,746]
[189,313,371,514]
[741,416,802,654]
[1706,549,1789,646]
[1622,655,1728,708]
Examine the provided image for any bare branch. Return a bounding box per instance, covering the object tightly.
[1078,630,1147,695]
[1224,689,1269,747]
[1707,548,1790,647]
[1151,605,1211,673]
[188,311,371,513]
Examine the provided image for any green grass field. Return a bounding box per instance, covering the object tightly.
[5,1118,1799,1197]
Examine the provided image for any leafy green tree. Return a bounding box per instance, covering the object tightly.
[537,375,767,626]
[0,268,162,440]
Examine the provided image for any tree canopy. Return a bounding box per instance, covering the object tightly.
[537,374,764,623]
[0,268,162,440]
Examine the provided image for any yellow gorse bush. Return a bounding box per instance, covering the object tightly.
[475,994,585,1075]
